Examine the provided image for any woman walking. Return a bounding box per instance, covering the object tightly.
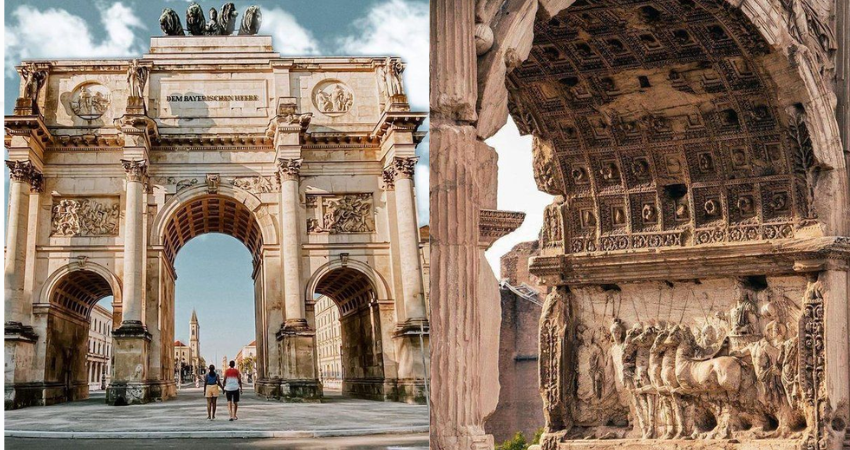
[203,365,222,420]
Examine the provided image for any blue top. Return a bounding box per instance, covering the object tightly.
[205,373,219,386]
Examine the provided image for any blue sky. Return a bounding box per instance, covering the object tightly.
[4,0,429,364]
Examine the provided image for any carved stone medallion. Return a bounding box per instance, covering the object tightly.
[312,80,354,116]
[70,83,111,120]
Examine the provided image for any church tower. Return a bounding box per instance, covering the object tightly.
[190,309,200,370]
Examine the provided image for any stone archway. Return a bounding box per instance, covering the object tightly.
[143,187,274,403]
[313,267,387,400]
[40,267,117,406]
[431,0,848,448]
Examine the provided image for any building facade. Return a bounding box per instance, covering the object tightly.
[235,341,258,383]
[315,295,343,390]
[86,304,112,391]
[5,29,428,409]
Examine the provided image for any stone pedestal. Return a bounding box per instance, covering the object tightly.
[277,326,322,402]
[106,322,152,406]
[255,377,281,399]
[4,329,38,410]
[393,320,429,404]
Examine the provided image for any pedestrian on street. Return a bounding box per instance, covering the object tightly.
[203,365,222,420]
[223,360,243,421]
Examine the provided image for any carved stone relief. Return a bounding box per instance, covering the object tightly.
[313,81,354,116]
[51,197,121,237]
[70,83,110,120]
[540,276,813,444]
[228,176,279,194]
[306,193,375,234]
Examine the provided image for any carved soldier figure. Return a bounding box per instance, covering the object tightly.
[19,63,46,112]
[126,59,148,99]
[385,57,406,97]
[729,280,759,337]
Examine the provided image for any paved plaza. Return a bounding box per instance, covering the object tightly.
[4,389,429,439]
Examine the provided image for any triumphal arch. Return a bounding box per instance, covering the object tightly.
[432,0,848,448]
[5,31,428,408]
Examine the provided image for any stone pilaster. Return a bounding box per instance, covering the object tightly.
[271,100,321,402]
[4,160,42,410]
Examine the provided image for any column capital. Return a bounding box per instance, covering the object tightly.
[276,158,303,182]
[120,159,147,182]
[390,156,418,180]
[6,159,43,191]
[382,167,396,191]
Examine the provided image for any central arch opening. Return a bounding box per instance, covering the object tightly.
[159,193,265,395]
[314,267,386,400]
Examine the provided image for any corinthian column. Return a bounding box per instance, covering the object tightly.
[276,158,307,329]
[119,159,147,327]
[4,160,41,332]
[388,156,426,322]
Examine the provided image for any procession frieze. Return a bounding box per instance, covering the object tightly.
[51,197,121,237]
[306,193,375,234]
[228,176,279,194]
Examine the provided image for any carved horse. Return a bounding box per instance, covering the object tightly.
[665,326,765,439]
[160,8,185,36]
[239,5,262,35]
[186,2,206,36]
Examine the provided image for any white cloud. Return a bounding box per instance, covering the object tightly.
[265,8,321,56]
[484,119,555,278]
[337,0,429,110]
[5,3,146,77]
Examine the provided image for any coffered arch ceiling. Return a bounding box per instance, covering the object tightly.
[50,270,114,319]
[162,195,263,266]
[506,0,819,252]
[315,267,376,317]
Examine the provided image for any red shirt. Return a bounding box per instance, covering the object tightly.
[224,368,240,390]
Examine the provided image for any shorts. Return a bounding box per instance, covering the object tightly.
[225,389,240,402]
[205,385,220,397]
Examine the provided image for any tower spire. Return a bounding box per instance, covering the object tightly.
[191,309,198,324]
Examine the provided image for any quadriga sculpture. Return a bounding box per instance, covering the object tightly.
[239,6,262,35]
[663,326,769,439]
[185,2,206,36]
[160,8,184,36]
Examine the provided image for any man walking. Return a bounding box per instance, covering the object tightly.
[223,360,243,421]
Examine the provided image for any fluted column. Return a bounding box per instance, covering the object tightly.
[388,157,427,322]
[276,158,307,329]
[430,0,490,445]
[119,159,147,327]
[4,160,41,331]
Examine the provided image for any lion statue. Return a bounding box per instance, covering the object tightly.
[159,8,184,36]
[185,2,206,36]
[218,3,239,35]
[238,5,262,35]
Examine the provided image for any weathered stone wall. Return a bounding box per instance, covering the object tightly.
[486,288,545,443]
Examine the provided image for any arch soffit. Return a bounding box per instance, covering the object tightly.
[37,261,123,308]
[149,183,279,247]
[474,0,845,232]
[304,259,392,305]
